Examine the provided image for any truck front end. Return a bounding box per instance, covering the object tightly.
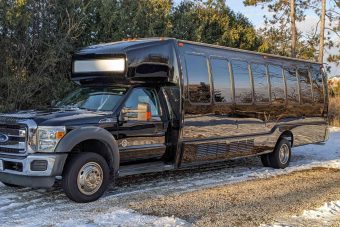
[0,117,67,187]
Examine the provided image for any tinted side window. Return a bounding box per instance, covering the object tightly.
[231,60,252,103]
[311,65,324,103]
[298,68,313,104]
[185,54,211,103]
[268,65,285,102]
[251,63,269,103]
[124,88,160,119]
[210,58,232,103]
[284,68,299,103]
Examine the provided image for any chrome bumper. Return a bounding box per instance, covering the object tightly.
[0,153,67,177]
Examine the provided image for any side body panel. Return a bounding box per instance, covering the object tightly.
[175,42,328,167]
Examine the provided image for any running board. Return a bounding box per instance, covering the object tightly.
[118,161,175,177]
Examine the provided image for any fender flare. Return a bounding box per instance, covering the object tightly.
[55,126,120,173]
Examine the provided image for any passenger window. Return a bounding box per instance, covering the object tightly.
[268,65,285,102]
[311,66,324,103]
[210,58,232,103]
[231,60,252,103]
[284,68,299,103]
[123,88,160,120]
[251,63,269,103]
[298,68,313,104]
[185,54,211,104]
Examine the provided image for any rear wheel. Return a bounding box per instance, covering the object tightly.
[62,152,110,203]
[266,138,291,169]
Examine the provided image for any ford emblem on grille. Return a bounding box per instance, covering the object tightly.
[0,133,9,143]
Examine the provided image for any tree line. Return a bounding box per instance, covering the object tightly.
[0,0,339,112]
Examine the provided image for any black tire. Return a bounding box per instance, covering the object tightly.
[260,154,271,167]
[267,138,291,169]
[62,152,110,203]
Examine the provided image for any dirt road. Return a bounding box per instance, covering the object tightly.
[130,167,340,226]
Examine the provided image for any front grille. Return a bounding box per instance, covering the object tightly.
[0,123,27,154]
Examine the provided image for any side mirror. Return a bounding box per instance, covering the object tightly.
[118,103,152,123]
[118,108,129,125]
[136,103,152,121]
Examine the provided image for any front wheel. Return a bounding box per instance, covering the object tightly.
[266,138,292,169]
[62,152,110,203]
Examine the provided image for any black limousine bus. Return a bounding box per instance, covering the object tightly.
[0,38,329,202]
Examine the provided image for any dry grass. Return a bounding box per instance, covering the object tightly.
[329,96,340,127]
[130,168,340,226]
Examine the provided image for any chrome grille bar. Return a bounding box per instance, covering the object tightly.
[0,123,27,154]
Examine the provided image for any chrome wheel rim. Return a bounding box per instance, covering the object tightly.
[77,162,103,195]
[279,144,290,164]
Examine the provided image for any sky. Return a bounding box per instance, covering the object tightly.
[174,0,340,76]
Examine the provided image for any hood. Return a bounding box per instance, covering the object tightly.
[0,108,112,126]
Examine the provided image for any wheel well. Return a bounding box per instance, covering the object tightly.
[278,131,294,147]
[65,139,114,173]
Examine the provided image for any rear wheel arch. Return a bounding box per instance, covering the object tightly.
[278,130,294,147]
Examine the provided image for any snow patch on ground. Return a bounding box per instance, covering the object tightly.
[0,128,339,226]
[301,201,340,220]
[51,208,190,227]
[262,200,340,227]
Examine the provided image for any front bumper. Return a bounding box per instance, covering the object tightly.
[0,153,67,187]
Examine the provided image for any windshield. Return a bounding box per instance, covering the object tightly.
[56,87,127,111]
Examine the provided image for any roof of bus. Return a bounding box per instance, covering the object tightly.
[75,37,322,66]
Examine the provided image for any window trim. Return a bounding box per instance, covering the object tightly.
[209,55,234,105]
[184,52,212,105]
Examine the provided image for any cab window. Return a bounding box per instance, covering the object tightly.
[123,88,161,120]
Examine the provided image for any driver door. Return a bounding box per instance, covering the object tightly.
[117,87,167,163]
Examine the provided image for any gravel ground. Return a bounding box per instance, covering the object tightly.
[1,129,339,226]
[130,167,340,227]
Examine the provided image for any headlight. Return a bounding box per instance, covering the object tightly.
[37,126,66,152]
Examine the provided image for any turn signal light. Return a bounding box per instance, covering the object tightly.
[56,131,65,139]
[146,111,152,121]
